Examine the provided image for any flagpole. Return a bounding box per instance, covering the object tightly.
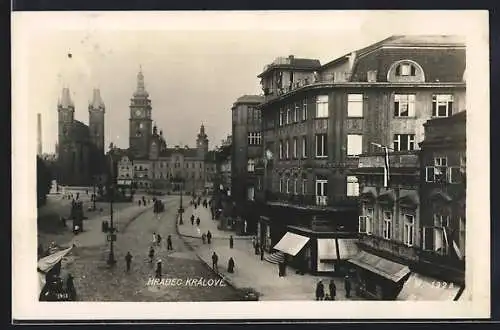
[371,142,393,188]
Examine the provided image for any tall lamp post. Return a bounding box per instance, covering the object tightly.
[107,147,117,266]
[178,173,184,225]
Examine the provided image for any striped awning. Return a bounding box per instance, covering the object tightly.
[348,251,410,282]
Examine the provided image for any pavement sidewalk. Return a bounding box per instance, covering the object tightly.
[178,205,360,301]
[177,204,251,240]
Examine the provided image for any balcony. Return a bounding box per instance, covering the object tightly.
[358,234,419,262]
[418,249,465,272]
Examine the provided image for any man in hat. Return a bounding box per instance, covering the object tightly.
[125,252,133,272]
[155,259,162,279]
[316,280,325,301]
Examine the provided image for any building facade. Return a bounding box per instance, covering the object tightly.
[57,87,106,186]
[255,35,466,275]
[231,95,264,233]
[115,68,212,195]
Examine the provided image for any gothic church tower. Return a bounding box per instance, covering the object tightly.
[196,123,209,159]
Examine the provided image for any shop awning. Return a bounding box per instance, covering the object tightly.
[397,273,461,301]
[318,238,359,262]
[348,251,410,282]
[458,286,471,301]
[273,232,310,256]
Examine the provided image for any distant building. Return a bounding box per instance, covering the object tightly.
[256,35,466,275]
[57,88,106,186]
[114,68,212,194]
[231,95,264,233]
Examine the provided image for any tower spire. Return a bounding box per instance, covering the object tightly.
[89,88,105,110]
[134,65,148,97]
[58,87,74,108]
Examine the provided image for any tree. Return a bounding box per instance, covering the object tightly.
[37,156,52,207]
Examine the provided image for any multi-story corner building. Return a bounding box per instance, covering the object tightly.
[256,35,466,275]
[231,95,264,233]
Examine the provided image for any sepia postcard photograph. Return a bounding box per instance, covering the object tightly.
[12,10,490,321]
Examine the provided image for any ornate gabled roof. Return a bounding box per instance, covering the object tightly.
[58,87,74,108]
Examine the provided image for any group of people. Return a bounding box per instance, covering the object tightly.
[211,251,235,274]
[151,232,173,250]
[201,230,212,244]
[251,236,265,261]
[315,275,352,301]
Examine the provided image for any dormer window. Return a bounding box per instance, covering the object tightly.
[397,63,416,77]
[388,60,425,83]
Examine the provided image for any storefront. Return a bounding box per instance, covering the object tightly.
[258,216,276,253]
[396,273,462,301]
[348,251,411,300]
[316,237,359,274]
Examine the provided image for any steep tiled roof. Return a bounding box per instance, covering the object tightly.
[350,47,466,83]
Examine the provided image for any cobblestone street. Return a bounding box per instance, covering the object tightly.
[59,196,244,301]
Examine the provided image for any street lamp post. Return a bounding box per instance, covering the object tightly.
[107,150,116,266]
[178,173,184,225]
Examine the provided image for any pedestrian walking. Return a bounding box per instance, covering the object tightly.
[66,273,76,301]
[252,236,256,249]
[196,217,201,226]
[211,252,219,272]
[227,257,235,273]
[201,233,206,244]
[152,232,157,245]
[125,252,132,272]
[167,235,173,250]
[157,234,162,247]
[138,199,142,206]
[190,214,195,226]
[148,246,155,263]
[316,280,325,301]
[155,259,162,279]
[344,275,351,298]
[207,230,212,244]
[260,246,264,260]
[329,279,337,301]
[229,235,234,249]
[254,241,260,255]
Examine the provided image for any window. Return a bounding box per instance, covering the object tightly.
[393,134,415,151]
[248,132,262,145]
[285,140,290,159]
[293,179,298,195]
[285,178,290,194]
[425,157,447,183]
[294,102,300,122]
[316,95,329,118]
[315,134,327,158]
[302,98,308,121]
[347,134,363,156]
[279,141,284,160]
[383,211,392,239]
[301,136,308,158]
[292,137,298,159]
[247,159,255,172]
[247,187,255,201]
[302,179,307,195]
[403,214,415,246]
[279,109,284,126]
[279,178,283,193]
[422,226,448,256]
[396,63,416,76]
[365,208,373,234]
[315,177,328,206]
[347,94,363,117]
[448,166,462,184]
[434,213,450,227]
[432,95,453,118]
[394,94,416,117]
[286,107,292,124]
[458,217,466,259]
[346,176,359,196]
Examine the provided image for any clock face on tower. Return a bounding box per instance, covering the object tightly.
[135,109,143,117]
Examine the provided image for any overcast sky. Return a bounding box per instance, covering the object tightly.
[14,11,482,153]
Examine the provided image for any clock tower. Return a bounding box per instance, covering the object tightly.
[129,67,153,158]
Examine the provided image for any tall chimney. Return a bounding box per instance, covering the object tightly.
[37,113,42,156]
